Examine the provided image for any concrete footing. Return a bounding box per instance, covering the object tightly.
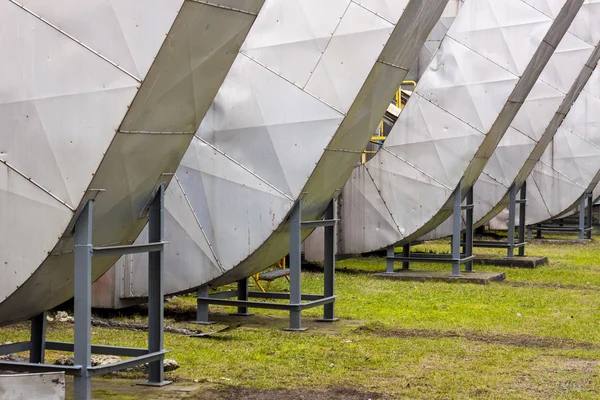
[372,270,505,285]
[473,255,548,268]
[528,238,591,245]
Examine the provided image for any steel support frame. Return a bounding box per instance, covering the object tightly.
[472,182,527,258]
[0,186,171,400]
[386,181,475,277]
[527,192,593,240]
[194,200,338,331]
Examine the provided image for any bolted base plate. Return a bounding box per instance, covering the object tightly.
[282,327,309,332]
[316,318,340,323]
[136,380,173,387]
[189,320,216,326]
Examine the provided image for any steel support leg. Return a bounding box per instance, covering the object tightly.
[141,185,170,386]
[402,244,410,270]
[29,312,46,364]
[464,187,474,272]
[320,200,338,322]
[518,182,527,256]
[194,286,215,325]
[285,201,306,331]
[579,195,586,240]
[232,278,252,316]
[587,194,593,240]
[386,246,395,274]
[507,184,517,258]
[451,183,462,277]
[74,201,93,400]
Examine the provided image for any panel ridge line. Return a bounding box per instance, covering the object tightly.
[187,0,258,16]
[118,131,196,135]
[415,92,488,136]
[363,164,405,239]
[379,147,453,191]
[538,159,587,188]
[351,1,395,25]
[8,0,142,83]
[193,135,295,201]
[481,170,511,189]
[0,159,75,211]
[173,175,225,272]
[302,2,352,90]
[238,52,346,116]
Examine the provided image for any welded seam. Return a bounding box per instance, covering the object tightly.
[363,164,405,239]
[378,60,410,71]
[0,159,75,211]
[194,135,294,202]
[481,171,510,189]
[173,175,225,272]
[188,0,258,16]
[560,126,600,151]
[529,173,553,218]
[538,159,586,188]
[119,130,196,135]
[8,0,141,83]
[414,92,487,137]
[351,1,395,25]
[379,146,453,191]
[302,2,352,90]
[238,52,345,116]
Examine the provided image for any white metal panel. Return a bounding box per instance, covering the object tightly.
[240,0,350,87]
[0,0,265,322]
[304,2,395,112]
[113,0,451,300]
[355,0,409,22]
[338,0,580,254]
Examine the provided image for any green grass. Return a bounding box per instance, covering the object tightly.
[2,234,600,399]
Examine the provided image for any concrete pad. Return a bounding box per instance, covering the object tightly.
[473,255,548,268]
[372,270,505,285]
[528,238,592,245]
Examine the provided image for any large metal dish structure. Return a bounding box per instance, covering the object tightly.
[490,63,600,228]
[338,0,583,255]
[422,0,600,239]
[94,0,451,307]
[0,0,264,325]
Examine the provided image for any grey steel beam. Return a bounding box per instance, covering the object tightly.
[74,201,93,399]
[29,312,46,364]
[143,185,169,387]
[320,200,337,322]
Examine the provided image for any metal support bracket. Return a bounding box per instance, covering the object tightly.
[473,182,528,258]
[193,200,338,331]
[0,185,171,400]
[386,181,475,276]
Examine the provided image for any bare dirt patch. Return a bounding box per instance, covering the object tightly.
[353,323,598,350]
[188,386,387,400]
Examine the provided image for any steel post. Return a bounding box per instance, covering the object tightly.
[518,182,527,256]
[145,185,166,386]
[74,201,93,400]
[286,201,306,331]
[321,200,337,322]
[464,187,474,272]
[386,246,395,273]
[195,286,214,325]
[402,243,410,270]
[451,183,462,277]
[233,278,252,316]
[507,184,517,258]
[579,194,586,240]
[29,312,46,364]
[587,194,593,240]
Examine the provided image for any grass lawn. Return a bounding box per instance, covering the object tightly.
[1,234,599,399]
